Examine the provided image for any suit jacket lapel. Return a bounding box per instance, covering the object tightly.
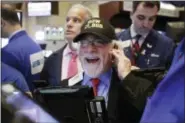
[107,68,120,120]
[59,44,67,82]
[119,28,131,41]
[139,30,157,56]
[50,44,67,85]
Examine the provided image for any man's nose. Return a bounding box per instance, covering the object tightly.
[143,20,150,28]
[86,44,97,53]
[66,20,73,28]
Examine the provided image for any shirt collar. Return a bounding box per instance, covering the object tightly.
[63,44,71,56]
[83,68,112,87]
[63,43,79,56]
[9,29,24,40]
[130,24,148,39]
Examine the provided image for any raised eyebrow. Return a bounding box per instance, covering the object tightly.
[65,16,81,21]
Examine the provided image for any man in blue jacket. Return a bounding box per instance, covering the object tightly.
[140,36,184,122]
[117,1,175,69]
[140,1,185,122]
[1,4,44,91]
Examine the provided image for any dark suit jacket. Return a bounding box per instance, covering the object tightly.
[61,68,154,123]
[40,44,67,86]
[117,29,175,69]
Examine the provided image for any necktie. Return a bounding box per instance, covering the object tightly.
[132,34,142,65]
[91,78,100,96]
[67,51,78,78]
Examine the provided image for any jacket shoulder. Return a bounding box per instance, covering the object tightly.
[116,29,130,41]
[151,30,174,44]
[45,44,67,62]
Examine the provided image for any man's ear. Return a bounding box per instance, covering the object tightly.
[112,40,123,50]
[130,12,133,20]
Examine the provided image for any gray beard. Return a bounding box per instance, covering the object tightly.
[82,62,103,78]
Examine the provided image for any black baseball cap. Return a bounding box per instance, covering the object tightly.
[74,17,117,43]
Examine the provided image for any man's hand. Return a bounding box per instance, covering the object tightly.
[110,43,132,80]
[131,66,140,70]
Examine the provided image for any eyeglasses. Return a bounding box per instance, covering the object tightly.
[79,39,107,48]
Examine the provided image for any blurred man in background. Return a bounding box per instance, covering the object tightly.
[141,35,184,123]
[117,1,175,69]
[41,4,93,86]
[1,4,44,91]
[140,2,185,122]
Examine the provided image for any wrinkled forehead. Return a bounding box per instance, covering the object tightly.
[67,7,87,20]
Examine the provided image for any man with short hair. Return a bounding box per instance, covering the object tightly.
[41,4,93,86]
[140,2,185,122]
[117,1,175,68]
[141,37,184,123]
[1,4,43,91]
[61,17,155,123]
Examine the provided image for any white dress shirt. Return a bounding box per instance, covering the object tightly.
[130,24,148,47]
[61,44,82,80]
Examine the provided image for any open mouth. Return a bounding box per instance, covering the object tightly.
[85,58,100,64]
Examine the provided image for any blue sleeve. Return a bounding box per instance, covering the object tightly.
[1,63,30,92]
[1,36,43,91]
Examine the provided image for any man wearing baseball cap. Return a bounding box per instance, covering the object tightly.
[63,17,154,122]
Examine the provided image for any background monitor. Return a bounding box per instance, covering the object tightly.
[35,86,94,123]
[166,21,185,43]
[28,2,52,16]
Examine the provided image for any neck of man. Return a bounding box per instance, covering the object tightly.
[67,39,77,51]
[103,63,112,74]
[8,24,22,36]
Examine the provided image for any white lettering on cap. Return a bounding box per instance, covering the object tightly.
[84,19,103,29]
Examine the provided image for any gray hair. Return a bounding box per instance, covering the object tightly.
[68,4,93,20]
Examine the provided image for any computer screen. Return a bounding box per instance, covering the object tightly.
[1,83,59,123]
[28,2,51,16]
[131,67,166,87]
[35,86,94,123]
[166,22,185,43]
